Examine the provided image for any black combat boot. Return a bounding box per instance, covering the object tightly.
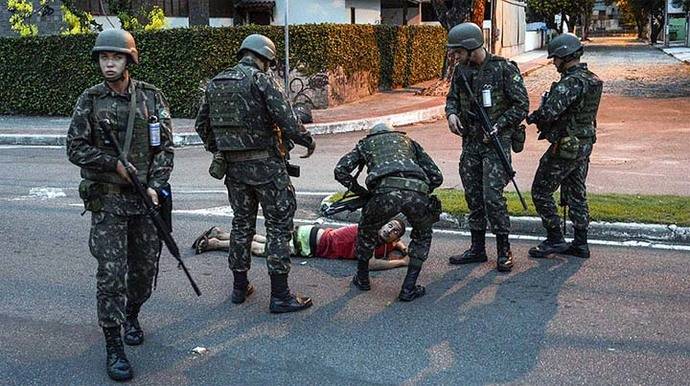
[351,259,371,291]
[231,270,255,304]
[449,230,488,265]
[103,326,133,382]
[398,264,426,302]
[564,228,590,258]
[496,234,514,272]
[269,274,313,313]
[528,228,569,258]
[123,303,144,346]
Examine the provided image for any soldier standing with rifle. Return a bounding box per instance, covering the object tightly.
[66,29,175,382]
[334,123,443,302]
[445,22,529,272]
[195,34,316,313]
[527,34,603,259]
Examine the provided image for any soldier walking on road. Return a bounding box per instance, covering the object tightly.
[66,29,174,382]
[527,33,603,259]
[334,123,443,302]
[195,34,316,313]
[445,22,529,272]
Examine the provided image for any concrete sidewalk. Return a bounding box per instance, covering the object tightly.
[660,45,690,64]
[0,50,548,147]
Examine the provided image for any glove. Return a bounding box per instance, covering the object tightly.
[300,139,316,159]
[526,111,541,125]
[350,183,369,197]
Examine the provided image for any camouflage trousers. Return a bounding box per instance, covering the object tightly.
[459,141,512,235]
[356,190,440,267]
[532,141,594,232]
[89,210,159,328]
[225,178,296,275]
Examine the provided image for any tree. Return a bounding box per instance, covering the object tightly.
[609,0,663,40]
[5,0,168,37]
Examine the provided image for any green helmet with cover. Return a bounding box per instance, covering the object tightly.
[237,34,277,63]
[547,33,583,59]
[447,22,484,51]
[91,29,139,64]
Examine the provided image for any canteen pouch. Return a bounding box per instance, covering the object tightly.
[78,179,104,213]
[511,124,526,153]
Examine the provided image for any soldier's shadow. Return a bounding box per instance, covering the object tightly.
[399,254,586,384]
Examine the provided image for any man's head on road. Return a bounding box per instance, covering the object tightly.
[447,22,486,66]
[92,29,138,82]
[238,34,277,72]
[378,219,406,244]
[547,33,583,73]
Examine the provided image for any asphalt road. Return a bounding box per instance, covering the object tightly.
[1,146,689,385]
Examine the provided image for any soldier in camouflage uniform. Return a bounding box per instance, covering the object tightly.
[66,29,174,382]
[527,33,603,259]
[445,23,529,272]
[195,34,316,313]
[334,123,443,302]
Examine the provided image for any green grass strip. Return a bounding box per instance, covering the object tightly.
[327,189,690,226]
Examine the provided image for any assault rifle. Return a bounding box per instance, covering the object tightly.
[457,71,528,211]
[98,119,202,297]
[323,192,371,216]
[323,163,369,216]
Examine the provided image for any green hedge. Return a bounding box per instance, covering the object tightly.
[0,24,446,118]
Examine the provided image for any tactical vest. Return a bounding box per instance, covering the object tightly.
[81,82,155,185]
[206,64,275,151]
[566,68,603,139]
[357,131,427,189]
[460,56,513,139]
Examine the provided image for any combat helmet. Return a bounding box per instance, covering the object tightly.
[547,33,583,60]
[91,29,139,64]
[369,122,394,135]
[237,34,277,63]
[447,22,484,51]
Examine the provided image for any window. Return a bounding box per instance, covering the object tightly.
[351,7,355,24]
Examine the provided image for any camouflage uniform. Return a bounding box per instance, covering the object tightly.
[195,56,314,276]
[530,63,603,235]
[334,125,443,301]
[446,55,529,235]
[66,79,174,328]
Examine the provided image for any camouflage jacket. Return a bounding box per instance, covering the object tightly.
[334,131,443,193]
[195,57,313,154]
[445,54,529,148]
[66,79,174,192]
[531,63,603,142]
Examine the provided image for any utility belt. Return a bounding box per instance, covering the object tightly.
[376,176,429,194]
[78,180,134,213]
[222,149,271,163]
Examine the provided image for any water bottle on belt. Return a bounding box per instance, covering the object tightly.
[149,115,161,151]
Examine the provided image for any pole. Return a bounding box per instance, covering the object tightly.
[284,0,290,94]
[664,0,669,47]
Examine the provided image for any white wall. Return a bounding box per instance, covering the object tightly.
[346,0,381,24]
[95,16,232,30]
[525,30,544,52]
[274,0,348,25]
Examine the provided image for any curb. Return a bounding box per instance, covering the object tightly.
[0,105,445,148]
[658,46,690,65]
[319,195,690,246]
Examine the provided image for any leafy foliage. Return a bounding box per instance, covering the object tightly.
[7,0,38,37]
[0,24,447,117]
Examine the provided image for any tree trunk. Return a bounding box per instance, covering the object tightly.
[402,0,408,25]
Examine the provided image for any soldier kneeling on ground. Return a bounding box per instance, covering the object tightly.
[334,123,443,302]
